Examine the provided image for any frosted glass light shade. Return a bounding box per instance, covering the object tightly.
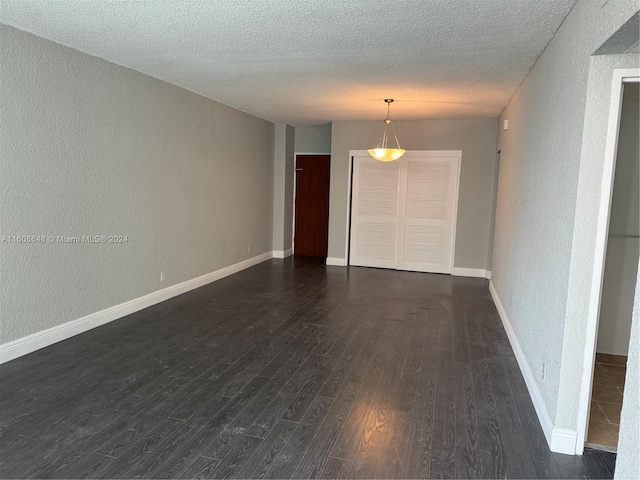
[367,148,406,162]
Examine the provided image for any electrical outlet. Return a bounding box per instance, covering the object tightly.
[542,363,547,382]
[160,271,165,282]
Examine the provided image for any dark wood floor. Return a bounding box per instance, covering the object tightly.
[0,257,615,479]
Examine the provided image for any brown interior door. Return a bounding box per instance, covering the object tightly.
[294,155,331,257]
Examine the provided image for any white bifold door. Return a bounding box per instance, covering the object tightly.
[349,150,461,273]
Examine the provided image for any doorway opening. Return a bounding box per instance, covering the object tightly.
[585,79,639,453]
[293,155,331,258]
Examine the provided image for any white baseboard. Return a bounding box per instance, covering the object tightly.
[273,248,293,259]
[0,251,274,364]
[489,280,570,453]
[485,270,492,280]
[453,267,487,278]
[326,257,347,266]
[550,428,579,455]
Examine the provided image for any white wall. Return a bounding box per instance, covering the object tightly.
[294,124,332,153]
[328,119,498,270]
[492,0,638,430]
[597,83,639,356]
[0,24,275,345]
[615,259,640,479]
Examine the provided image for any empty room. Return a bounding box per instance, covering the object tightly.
[1,1,639,479]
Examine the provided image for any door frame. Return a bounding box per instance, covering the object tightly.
[577,69,640,452]
[293,152,331,255]
[345,150,462,273]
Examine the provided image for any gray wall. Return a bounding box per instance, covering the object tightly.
[328,119,499,270]
[615,259,640,479]
[598,83,639,356]
[493,0,638,429]
[294,124,332,153]
[272,124,295,253]
[0,24,275,344]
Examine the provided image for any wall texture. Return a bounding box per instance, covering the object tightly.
[615,259,640,479]
[272,124,295,253]
[294,125,332,153]
[597,83,639,356]
[0,24,275,344]
[328,119,498,270]
[493,0,638,428]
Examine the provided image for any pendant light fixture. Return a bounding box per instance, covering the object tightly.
[367,99,406,162]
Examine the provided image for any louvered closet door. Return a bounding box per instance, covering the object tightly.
[349,151,460,273]
[396,153,460,273]
[349,155,400,269]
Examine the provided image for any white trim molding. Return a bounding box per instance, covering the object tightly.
[550,428,579,455]
[452,267,487,278]
[490,280,579,454]
[485,270,492,280]
[489,280,572,453]
[326,257,347,266]
[0,251,274,364]
[273,248,293,259]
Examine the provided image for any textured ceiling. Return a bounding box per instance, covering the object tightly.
[0,0,578,126]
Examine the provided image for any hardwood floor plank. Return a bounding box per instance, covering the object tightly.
[405,346,437,478]
[279,325,357,423]
[0,435,47,478]
[374,409,408,479]
[476,414,509,479]
[430,299,456,478]
[51,452,116,479]
[263,395,333,479]
[349,320,410,479]
[318,324,371,398]
[235,419,298,479]
[178,455,220,479]
[92,417,186,479]
[469,343,497,418]
[512,390,553,478]
[455,360,477,439]
[256,325,321,378]
[494,394,537,479]
[207,434,263,479]
[293,382,361,479]
[321,456,353,479]
[149,375,271,478]
[219,363,307,444]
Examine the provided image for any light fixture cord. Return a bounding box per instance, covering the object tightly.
[390,121,402,149]
[376,100,401,150]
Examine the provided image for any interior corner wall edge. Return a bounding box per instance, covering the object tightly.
[0,24,275,345]
[327,119,499,270]
[491,0,639,435]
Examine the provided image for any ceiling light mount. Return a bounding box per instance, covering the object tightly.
[368,99,406,162]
